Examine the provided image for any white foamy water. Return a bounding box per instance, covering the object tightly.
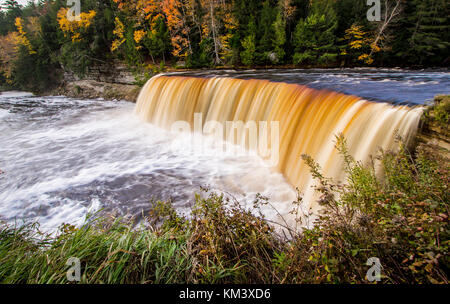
[0,94,296,231]
[1,68,446,232]
[0,91,34,98]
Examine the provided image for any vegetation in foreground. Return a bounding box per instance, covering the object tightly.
[0,131,448,284]
[424,95,450,130]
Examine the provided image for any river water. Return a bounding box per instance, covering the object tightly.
[0,69,448,231]
[168,68,450,105]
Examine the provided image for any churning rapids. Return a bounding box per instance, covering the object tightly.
[0,92,295,231]
[0,69,449,231]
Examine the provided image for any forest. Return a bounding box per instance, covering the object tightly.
[0,0,449,92]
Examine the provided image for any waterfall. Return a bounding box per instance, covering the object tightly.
[135,75,422,215]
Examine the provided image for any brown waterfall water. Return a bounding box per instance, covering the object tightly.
[135,75,422,219]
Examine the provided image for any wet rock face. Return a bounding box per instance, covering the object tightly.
[63,62,137,85]
[54,80,141,102]
[56,62,144,102]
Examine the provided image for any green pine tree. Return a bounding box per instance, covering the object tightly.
[292,0,338,66]
[144,15,171,64]
[272,5,287,64]
[257,0,277,64]
[408,0,449,65]
[240,17,257,66]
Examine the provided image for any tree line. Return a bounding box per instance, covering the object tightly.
[0,0,448,91]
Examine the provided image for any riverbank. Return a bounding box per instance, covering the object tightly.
[417,95,450,158]
[42,67,450,105]
[48,80,141,103]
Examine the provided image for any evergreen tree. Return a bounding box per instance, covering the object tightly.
[1,0,22,33]
[240,17,256,66]
[272,9,286,64]
[144,15,171,64]
[293,0,338,65]
[408,0,449,65]
[257,0,277,64]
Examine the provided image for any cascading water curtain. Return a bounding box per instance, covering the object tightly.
[135,75,423,216]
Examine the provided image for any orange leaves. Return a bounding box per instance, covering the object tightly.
[161,0,182,31]
[357,53,373,65]
[139,0,159,19]
[0,32,19,82]
[170,35,188,57]
[161,0,191,57]
[280,0,296,20]
[113,0,129,12]
[114,0,159,22]
[0,16,41,82]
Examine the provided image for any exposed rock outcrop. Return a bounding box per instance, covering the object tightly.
[417,95,450,158]
[52,80,141,102]
[63,61,137,85]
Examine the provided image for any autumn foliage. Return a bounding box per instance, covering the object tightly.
[0,0,448,90]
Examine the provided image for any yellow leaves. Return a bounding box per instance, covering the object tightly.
[150,14,165,35]
[345,24,370,50]
[1,16,40,81]
[219,32,233,60]
[113,17,125,39]
[343,23,378,65]
[134,29,147,50]
[170,36,188,57]
[358,53,373,65]
[71,33,81,42]
[14,18,25,35]
[14,17,35,54]
[201,23,209,37]
[134,29,147,44]
[349,40,363,49]
[57,8,96,42]
[111,40,123,52]
[111,17,126,52]
[345,24,366,40]
[357,54,368,60]
[0,32,19,81]
[370,42,381,53]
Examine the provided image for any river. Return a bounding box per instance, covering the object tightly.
[0,69,448,231]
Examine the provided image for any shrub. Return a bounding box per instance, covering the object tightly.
[433,95,450,126]
[298,135,449,283]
